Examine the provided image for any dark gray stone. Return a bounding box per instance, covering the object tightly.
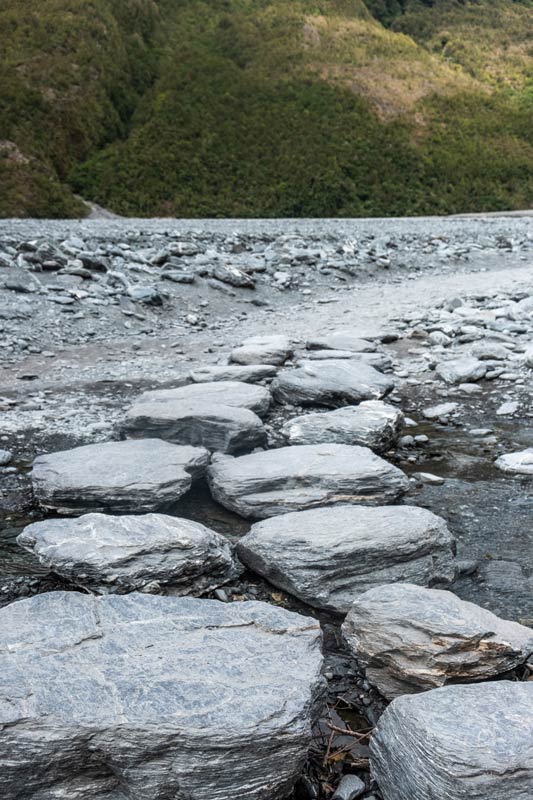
[208,444,409,519]
[272,360,394,407]
[238,506,455,613]
[0,591,324,800]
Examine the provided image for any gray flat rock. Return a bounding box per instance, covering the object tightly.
[122,399,266,454]
[237,506,455,613]
[303,350,392,370]
[142,380,271,417]
[343,583,533,699]
[32,439,209,514]
[208,444,409,519]
[495,448,533,474]
[370,682,533,800]
[18,513,240,593]
[189,364,277,383]
[307,332,377,353]
[282,401,404,452]
[230,335,293,366]
[272,360,394,407]
[0,591,324,800]
[436,356,487,384]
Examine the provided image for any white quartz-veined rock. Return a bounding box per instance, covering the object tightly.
[343,582,533,698]
[18,513,240,593]
[237,506,455,613]
[189,364,277,383]
[0,591,325,800]
[207,444,409,519]
[32,438,209,514]
[495,448,533,474]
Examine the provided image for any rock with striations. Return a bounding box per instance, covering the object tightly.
[0,591,325,800]
[306,332,377,353]
[230,334,293,366]
[32,439,209,515]
[237,506,455,613]
[213,263,255,288]
[141,380,271,417]
[343,583,533,699]
[121,398,266,454]
[282,401,403,452]
[370,682,533,800]
[208,444,409,519]
[272,360,394,407]
[495,448,533,475]
[189,364,277,383]
[436,356,487,384]
[17,513,240,593]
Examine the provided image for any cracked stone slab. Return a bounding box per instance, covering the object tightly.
[31,438,209,514]
[343,583,533,699]
[282,401,404,452]
[370,682,533,800]
[272,360,394,407]
[0,591,325,800]
[17,513,240,593]
[208,444,409,519]
[237,505,455,613]
[121,398,266,454]
[141,380,271,417]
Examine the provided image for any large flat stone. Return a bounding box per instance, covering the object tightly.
[303,350,392,371]
[141,380,271,417]
[208,444,409,519]
[189,364,277,383]
[495,448,533,474]
[306,332,377,353]
[436,356,487,384]
[230,335,293,366]
[370,682,533,800]
[272,360,394,407]
[343,583,533,699]
[282,401,404,452]
[0,592,324,800]
[32,439,209,514]
[18,513,240,593]
[122,399,266,454]
[237,506,455,613]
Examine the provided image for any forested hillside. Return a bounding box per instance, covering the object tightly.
[2,0,533,217]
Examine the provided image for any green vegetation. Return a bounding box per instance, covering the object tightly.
[1,0,533,217]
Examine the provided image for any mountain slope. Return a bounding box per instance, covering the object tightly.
[2,0,533,217]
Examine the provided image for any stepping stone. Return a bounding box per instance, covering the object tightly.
[0,592,324,800]
[18,513,240,593]
[306,331,377,353]
[495,448,533,474]
[237,506,455,613]
[343,583,533,699]
[122,398,266,454]
[272,360,394,407]
[436,356,487,384]
[32,439,209,514]
[189,364,277,383]
[304,350,392,371]
[208,444,409,519]
[142,380,271,417]
[282,401,403,452]
[370,682,533,800]
[230,335,293,366]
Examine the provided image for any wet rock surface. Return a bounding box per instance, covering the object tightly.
[0,591,324,800]
[17,513,240,593]
[370,682,533,800]
[343,583,533,699]
[208,445,409,519]
[238,506,456,613]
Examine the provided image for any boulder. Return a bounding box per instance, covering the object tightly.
[208,444,409,519]
[343,583,533,699]
[282,401,403,452]
[272,360,394,407]
[495,448,533,475]
[306,332,377,353]
[303,350,392,371]
[212,263,255,288]
[189,364,277,383]
[0,591,324,800]
[17,513,240,593]
[237,506,455,613]
[122,398,266,454]
[370,682,533,800]
[230,335,293,366]
[141,380,271,417]
[436,357,487,384]
[32,439,209,514]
